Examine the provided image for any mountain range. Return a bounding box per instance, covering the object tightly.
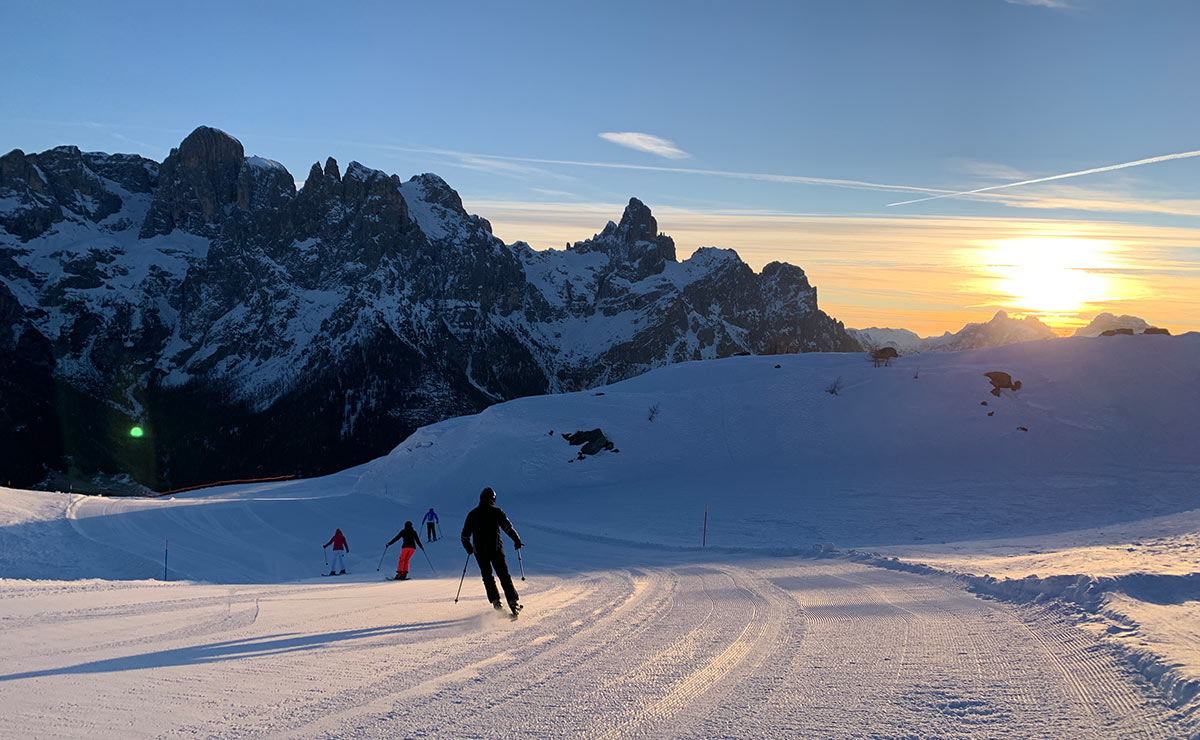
[0,126,859,490]
[848,310,1168,355]
[848,311,1058,354]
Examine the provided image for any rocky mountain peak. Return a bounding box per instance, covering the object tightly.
[571,197,676,281]
[139,126,246,238]
[408,173,466,214]
[1074,312,1153,337]
[176,126,245,174]
[0,148,43,192]
[323,157,341,181]
[603,197,658,245]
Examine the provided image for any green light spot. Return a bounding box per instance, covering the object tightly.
[130,426,144,438]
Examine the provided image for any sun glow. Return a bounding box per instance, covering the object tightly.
[978,237,1118,322]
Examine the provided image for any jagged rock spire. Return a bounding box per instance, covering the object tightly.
[571,197,676,281]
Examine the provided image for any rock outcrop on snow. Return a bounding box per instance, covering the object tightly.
[0,126,859,489]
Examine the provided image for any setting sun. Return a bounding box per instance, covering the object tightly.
[976,236,1121,328]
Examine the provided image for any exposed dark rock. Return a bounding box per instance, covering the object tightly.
[140,126,246,238]
[562,429,614,456]
[985,372,1022,397]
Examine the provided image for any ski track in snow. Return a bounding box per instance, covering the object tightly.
[0,555,1183,739]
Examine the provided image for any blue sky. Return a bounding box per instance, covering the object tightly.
[3,0,1198,334]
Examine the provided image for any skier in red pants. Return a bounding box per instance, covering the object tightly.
[386,521,424,580]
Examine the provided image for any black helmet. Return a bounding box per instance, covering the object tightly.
[480,487,497,502]
[405,520,413,528]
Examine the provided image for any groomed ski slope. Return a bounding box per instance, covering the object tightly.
[1,333,1197,738]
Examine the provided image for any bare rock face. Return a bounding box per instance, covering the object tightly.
[141,126,246,238]
[0,126,860,490]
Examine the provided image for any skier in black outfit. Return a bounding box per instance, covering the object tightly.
[461,487,523,615]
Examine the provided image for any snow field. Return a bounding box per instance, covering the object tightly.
[2,334,1198,737]
[0,549,1184,738]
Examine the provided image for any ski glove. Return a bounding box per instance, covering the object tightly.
[465,545,474,555]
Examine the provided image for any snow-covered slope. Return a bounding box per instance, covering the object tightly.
[5,332,1196,578]
[2,334,1198,738]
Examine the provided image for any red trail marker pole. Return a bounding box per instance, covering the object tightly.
[702,505,708,547]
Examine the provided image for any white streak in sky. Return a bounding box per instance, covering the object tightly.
[377,143,951,196]
[599,132,691,159]
[1006,0,1071,8]
[888,149,1200,207]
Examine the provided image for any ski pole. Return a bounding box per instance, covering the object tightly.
[422,547,438,577]
[454,553,471,603]
[323,546,328,567]
[518,548,525,581]
[376,545,389,571]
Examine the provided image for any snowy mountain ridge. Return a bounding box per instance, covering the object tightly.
[850,310,1059,353]
[0,126,857,489]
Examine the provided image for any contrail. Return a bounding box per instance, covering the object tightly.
[376,144,952,196]
[887,148,1200,207]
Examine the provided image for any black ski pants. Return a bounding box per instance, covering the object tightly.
[475,549,519,606]
[426,522,436,540]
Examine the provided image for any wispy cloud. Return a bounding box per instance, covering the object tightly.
[598,132,691,159]
[981,187,1200,218]
[445,156,566,180]
[888,148,1200,207]
[372,143,951,197]
[1006,0,1072,8]
[530,187,579,198]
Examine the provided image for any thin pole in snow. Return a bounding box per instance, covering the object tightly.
[703,505,708,547]
[164,540,169,580]
[454,553,471,603]
[422,547,437,577]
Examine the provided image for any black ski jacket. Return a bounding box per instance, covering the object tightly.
[461,503,521,554]
[387,526,423,550]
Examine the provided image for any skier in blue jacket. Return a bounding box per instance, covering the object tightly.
[422,508,439,541]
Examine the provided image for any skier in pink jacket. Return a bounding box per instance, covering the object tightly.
[323,528,349,575]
